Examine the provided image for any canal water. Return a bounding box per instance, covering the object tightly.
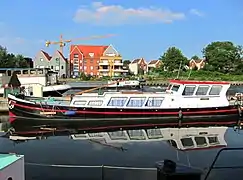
[1,120,243,180]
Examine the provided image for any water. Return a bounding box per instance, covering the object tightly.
[1,118,243,180]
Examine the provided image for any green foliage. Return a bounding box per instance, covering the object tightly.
[0,45,29,68]
[202,41,243,74]
[159,47,188,71]
[191,55,200,60]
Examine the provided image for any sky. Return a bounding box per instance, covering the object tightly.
[0,0,242,61]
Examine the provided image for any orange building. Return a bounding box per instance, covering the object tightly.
[69,44,125,77]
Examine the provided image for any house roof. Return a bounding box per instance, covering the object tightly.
[131,58,146,64]
[41,50,51,61]
[148,60,160,65]
[70,45,108,58]
[190,59,205,64]
[57,50,67,62]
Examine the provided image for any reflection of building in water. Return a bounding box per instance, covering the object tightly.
[70,127,227,151]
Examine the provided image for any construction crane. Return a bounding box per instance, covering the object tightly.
[45,34,116,54]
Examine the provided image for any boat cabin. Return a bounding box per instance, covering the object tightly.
[70,80,231,109]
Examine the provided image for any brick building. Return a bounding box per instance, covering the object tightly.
[69,44,126,77]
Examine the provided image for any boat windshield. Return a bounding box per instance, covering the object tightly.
[167,84,180,92]
[171,85,180,92]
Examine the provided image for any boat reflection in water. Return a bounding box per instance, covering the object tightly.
[1,120,243,180]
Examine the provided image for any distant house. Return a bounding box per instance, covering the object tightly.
[33,50,51,68]
[34,50,68,77]
[188,59,206,70]
[147,60,162,72]
[129,58,148,75]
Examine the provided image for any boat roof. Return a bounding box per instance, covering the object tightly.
[169,80,230,85]
[0,153,24,170]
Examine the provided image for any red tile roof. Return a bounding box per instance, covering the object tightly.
[70,45,108,58]
[41,50,51,61]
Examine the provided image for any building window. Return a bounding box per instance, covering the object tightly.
[74,54,79,58]
[90,59,93,63]
[55,66,59,71]
[51,66,53,69]
[91,66,93,70]
[90,72,93,76]
[40,58,43,61]
[84,66,87,70]
[61,65,64,69]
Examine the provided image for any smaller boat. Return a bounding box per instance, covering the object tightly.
[107,77,141,89]
[0,68,71,97]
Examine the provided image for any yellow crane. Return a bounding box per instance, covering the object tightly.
[45,34,116,54]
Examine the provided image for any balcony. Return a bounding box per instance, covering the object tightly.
[113,69,127,72]
[99,61,109,66]
[99,69,109,72]
[113,62,123,66]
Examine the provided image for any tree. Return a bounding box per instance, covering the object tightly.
[0,45,29,68]
[191,55,200,60]
[202,41,243,73]
[159,47,188,71]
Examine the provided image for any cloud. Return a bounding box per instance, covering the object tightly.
[73,2,186,26]
[189,9,204,17]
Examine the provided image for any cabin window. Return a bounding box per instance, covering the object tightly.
[107,97,127,107]
[146,129,163,139]
[167,84,172,90]
[208,136,219,145]
[196,85,209,95]
[15,70,21,74]
[23,70,29,74]
[145,97,164,107]
[30,70,36,74]
[209,85,222,95]
[167,140,178,149]
[195,137,207,147]
[182,86,196,96]
[127,129,146,140]
[87,100,103,106]
[126,97,146,107]
[181,138,194,147]
[73,101,87,105]
[171,85,180,92]
[108,131,127,140]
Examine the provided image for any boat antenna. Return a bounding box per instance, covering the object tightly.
[176,60,182,79]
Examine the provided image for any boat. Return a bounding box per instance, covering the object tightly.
[107,77,141,89]
[0,68,71,97]
[7,80,242,128]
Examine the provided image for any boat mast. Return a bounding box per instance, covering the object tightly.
[176,60,182,79]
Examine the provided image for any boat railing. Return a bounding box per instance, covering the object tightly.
[204,147,243,180]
